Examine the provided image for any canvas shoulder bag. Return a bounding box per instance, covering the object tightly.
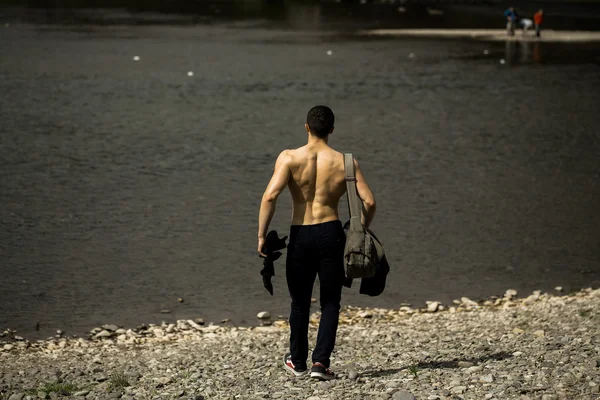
[343,153,385,279]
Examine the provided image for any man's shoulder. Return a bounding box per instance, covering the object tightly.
[277,147,301,160]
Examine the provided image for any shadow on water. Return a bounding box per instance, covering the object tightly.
[361,351,513,377]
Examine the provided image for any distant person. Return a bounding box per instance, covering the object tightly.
[504,7,519,36]
[520,17,533,35]
[257,106,376,381]
[534,9,544,37]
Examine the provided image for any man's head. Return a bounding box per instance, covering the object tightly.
[305,105,335,139]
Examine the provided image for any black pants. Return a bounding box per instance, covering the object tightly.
[286,220,345,370]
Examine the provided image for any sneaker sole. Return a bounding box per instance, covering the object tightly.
[310,371,335,380]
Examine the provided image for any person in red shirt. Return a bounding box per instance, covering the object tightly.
[534,9,544,37]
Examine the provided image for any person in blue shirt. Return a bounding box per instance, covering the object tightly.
[504,7,519,36]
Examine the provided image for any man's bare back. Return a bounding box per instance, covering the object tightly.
[257,113,375,255]
[285,144,346,225]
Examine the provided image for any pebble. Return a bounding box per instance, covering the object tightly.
[257,311,271,319]
[94,330,112,339]
[102,324,119,332]
[348,370,359,380]
[460,297,478,307]
[8,394,25,400]
[451,386,467,394]
[392,391,415,400]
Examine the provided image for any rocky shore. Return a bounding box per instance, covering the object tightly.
[1,288,599,400]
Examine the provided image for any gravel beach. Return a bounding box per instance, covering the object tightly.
[1,288,599,400]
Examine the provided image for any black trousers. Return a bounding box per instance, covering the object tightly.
[286,220,346,370]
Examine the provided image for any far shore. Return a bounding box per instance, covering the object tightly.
[357,29,600,43]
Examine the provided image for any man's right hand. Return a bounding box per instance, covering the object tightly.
[258,236,267,257]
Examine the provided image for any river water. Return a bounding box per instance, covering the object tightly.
[1,4,599,339]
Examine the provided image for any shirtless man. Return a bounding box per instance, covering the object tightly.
[257,105,376,380]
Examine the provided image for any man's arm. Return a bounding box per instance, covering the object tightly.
[353,158,376,228]
[258,151,291,255]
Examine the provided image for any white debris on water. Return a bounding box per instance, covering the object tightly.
[500,58,506,64]
[408,53,415,59]
[483,49,490,55]
[187,71,194,77]
[326,50,333,56]
[132,56,140,61]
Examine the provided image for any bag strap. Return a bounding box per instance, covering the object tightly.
[344,153,363,228]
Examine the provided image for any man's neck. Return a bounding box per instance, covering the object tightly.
[307,136,329,146]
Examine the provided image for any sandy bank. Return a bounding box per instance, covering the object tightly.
[357,29,600,42]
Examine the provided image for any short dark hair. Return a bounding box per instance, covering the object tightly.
[307,105,335,138]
